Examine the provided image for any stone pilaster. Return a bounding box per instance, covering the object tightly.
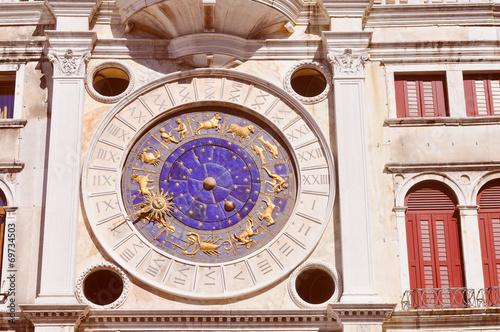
[36,31,96,304]
[323,31,380,303]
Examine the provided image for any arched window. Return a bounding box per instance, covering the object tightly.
[477,180,500,289]
[405,182,464,302]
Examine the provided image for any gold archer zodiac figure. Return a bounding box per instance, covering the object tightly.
[262,166,289,193]
[182,232,230,257]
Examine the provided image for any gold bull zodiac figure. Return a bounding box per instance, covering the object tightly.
[193,113,222,135]
[182,232,230,257]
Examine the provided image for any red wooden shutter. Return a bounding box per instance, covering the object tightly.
[478,181,500,287]
[395,75,447,118]
[405,184,463,291]
[464,74,500,116]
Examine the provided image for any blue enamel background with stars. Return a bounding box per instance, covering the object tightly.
[121,109,296,264]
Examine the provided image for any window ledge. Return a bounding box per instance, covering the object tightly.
[385,116,500,127]
[0,119,27,129]
[0,161,24,173]
[386,161,500,173]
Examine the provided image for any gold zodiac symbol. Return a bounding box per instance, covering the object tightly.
[154,218,176,240]
[263,166,289,193]
[232,218,258,249]
[258,136,279,159]
[256,197,279,227]
[131,174,154,196]
[193,113,222,135]
[225,123,255,142]
[159,127,179,144]
[251,144,266,164]
[137,146,161,166]
[182,232,230,257]
[113,189,174,226]
[173,118,188,141]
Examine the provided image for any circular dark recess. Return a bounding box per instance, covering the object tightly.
[290,68,327,97]
[295,268,335,304]
[92,67,130,97]
[83,270,124,306]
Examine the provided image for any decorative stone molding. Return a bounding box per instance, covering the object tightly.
[85,60,135,103]
[330,303,395,324]
[20,304,90,331]
[79,307,342,331]
[385,115,500,127]
[386,161,500,173]
[48,49,91,77]
[0,162,24,174]
[328,48,369,78]
[75,262,130,309]
[284,60,332,104]
[288,260,342,309]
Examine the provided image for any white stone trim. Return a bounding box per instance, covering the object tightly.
[85,60,135,103]
[288,260,342,309]
[75,262,130,309]
[470,170,500,205]
[394,172,467,208]
[283,60,332,104]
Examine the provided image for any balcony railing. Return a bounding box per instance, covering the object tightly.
[477,287,500,307]
[402,287,476,310]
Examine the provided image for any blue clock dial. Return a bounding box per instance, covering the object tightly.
[121,110,296,264]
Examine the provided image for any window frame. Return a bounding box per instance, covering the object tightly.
[463,73,500,117]
[0,64,25,120]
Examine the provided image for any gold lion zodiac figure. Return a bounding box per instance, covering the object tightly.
[256,197,279,227]
[137,146,161,166]
[263,166,289,193]
[182,232,230,257]
[225,123,254,142]
[131,174,154,196]
[173,118,188,141]
[258,136,279,159]
[159,127,179,144]
[232,218,258,249]
[193,113,222,135]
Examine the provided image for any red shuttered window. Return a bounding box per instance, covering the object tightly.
[395,75,448,118]
[0,74,15,119]
[477,181,500,288]
[464,74,500,116]
[405,184,464,293]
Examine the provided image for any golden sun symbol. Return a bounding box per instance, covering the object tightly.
[139,189,175,222]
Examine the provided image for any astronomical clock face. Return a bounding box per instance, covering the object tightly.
[83,72,334,299]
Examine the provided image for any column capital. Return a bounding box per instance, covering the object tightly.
[393,206,407,217]
[46,31,96,78]
[327,48,369,78]
[457,205,479,216]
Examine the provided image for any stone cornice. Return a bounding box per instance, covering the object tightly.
[0,2,55,26]
[0,119,27,129]
[371,40,500,63]
[0,40,45,61]
[384,115,500,126]
[45,0,102,23]
[384,307,500,330]
[93,35,324,60]
[46,30,97,51]
[365,3,500,28]
[385,161,500,173]
[322,31,372,49]
[79,308,342,331]
[318,0,371,17]
[331,303,396,323]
